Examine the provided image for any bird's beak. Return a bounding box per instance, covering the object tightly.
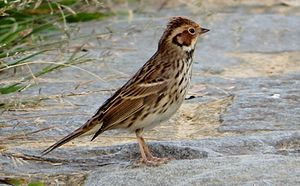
[200,28,210,34]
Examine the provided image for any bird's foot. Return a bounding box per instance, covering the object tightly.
[135,156,169,167]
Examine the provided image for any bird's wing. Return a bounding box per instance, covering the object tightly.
[90,78,169,140]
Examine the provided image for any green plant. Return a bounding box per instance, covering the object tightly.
[0,0,112,94]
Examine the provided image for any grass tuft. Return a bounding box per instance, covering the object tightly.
[0,0,113,95]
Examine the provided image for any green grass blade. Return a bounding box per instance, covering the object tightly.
[0,83,24,94]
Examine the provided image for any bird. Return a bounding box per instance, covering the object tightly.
[42,16,209,166]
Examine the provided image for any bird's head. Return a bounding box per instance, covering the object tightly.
[159,17,209,52]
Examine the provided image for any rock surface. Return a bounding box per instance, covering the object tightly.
[0,1,299,185]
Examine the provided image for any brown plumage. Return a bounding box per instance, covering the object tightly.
[42,16,209,166]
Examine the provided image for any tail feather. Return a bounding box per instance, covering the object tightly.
[42,115,103,155]
[42,128,84,155]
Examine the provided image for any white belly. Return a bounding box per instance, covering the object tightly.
[129,100,183,131]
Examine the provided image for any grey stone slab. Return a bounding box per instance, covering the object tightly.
[1,1,300,185]
[84,155,300,186]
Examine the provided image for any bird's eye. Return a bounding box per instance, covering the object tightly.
[188,27,195,35]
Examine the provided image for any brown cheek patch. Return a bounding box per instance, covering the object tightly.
[178,31,192,46]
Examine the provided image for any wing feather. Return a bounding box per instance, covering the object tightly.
[90,79,169,140]
[91,62,172,140]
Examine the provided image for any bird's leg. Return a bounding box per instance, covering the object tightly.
[136,132,148,161]
[135,129,168,166]
[138,135,154,158]
[139,135,169,163]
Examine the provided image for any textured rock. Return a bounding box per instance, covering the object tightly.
[0,1,300,185]
[85,155,300,186]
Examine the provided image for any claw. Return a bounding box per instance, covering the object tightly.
[135,157,169,167]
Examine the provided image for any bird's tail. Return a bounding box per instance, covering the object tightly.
[42,115,102,155]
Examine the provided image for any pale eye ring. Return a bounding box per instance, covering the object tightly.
[188,27,195,35]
